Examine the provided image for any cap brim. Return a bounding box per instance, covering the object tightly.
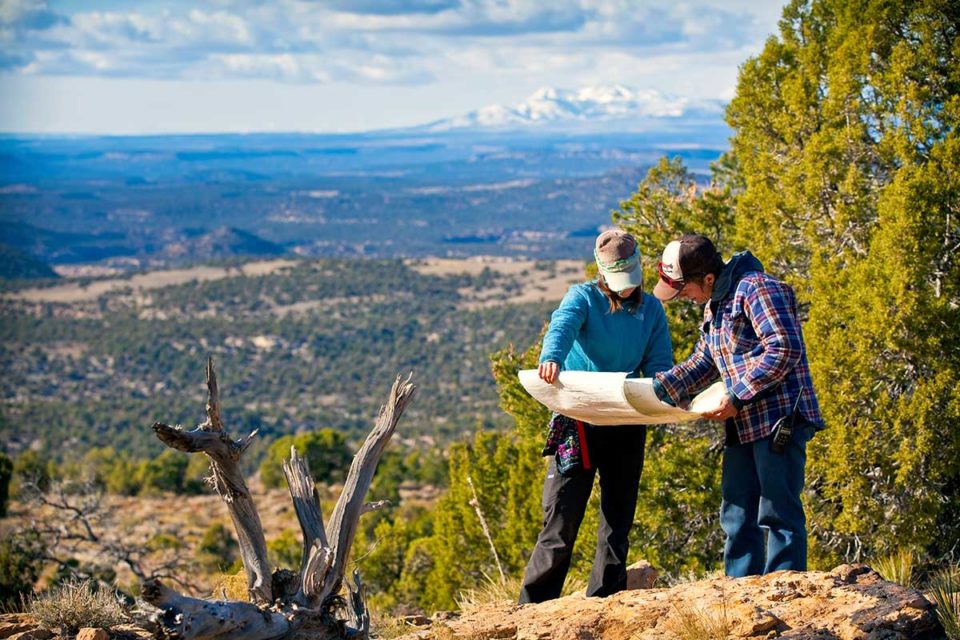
[601,265,643,293]
[652,278,681,301]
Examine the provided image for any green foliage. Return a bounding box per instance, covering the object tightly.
[369,449,447,507]
[1,258,550,460]
[11,450,52,496]
[931,563,960,640]
[68,447,210,497]
[414,431,544,611]
[137,449,188,495]
[199,522,239,572]
[489,335,549,442]
[633,426,724,577]
[873,548,915,588]
[615,0,960,572]
[82,447,141,496]
[0,452,12,517]
[411,334,607,612]
[266,529,301,571]
[0,530,44,609]
[147,533,185,552]
[260,428,353,490]
[183,453,212,494]
[725,0,960,563]
[354,504,435,613]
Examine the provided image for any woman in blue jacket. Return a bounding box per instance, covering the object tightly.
[518,230,674,603]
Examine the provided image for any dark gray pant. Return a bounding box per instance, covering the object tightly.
[518,425,647,604]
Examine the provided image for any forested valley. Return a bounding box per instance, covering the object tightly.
[1,0,959,633]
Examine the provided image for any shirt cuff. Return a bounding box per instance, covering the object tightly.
[653,378,677,407]
[726,389,744,410]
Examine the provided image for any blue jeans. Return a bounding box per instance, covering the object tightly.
[720,423,813,577]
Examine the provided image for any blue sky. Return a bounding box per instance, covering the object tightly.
[0,0,784,134]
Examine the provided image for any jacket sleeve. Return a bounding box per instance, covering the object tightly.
[655,334,719,404]
[539,287,588,366]
[636,298,674,377]
[729,278,803,402]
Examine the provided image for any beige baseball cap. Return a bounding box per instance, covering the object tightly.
[652,234,719,301]
[594,230,642,292]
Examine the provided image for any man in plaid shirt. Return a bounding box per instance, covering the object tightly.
[650,233,824,577]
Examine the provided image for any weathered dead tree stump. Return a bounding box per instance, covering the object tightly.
[143,357,416,640]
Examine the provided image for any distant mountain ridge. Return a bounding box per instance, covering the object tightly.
[419,84,725,132]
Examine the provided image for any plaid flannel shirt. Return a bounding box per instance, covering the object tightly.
[656,271,823,444]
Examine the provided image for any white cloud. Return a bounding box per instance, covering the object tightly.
[0,0,784,132]
[200,52,306,80]
[180,10,254,46]
[1,0,767,80]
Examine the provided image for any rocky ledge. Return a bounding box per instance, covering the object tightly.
[397,564,942,640]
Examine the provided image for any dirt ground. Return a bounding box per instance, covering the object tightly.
[406,257,586,309]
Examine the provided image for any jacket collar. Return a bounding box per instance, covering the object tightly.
[710,250,765,302]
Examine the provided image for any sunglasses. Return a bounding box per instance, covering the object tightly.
[657,261,703,291]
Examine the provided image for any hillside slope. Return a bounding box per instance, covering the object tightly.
[0,243,58,279]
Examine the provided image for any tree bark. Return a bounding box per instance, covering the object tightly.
[281,446,327,575]
[143,579,290,640]
[152,358,272,604]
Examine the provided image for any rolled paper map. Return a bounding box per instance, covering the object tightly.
[517,370,727,426]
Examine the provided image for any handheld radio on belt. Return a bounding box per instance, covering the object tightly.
[770,389,804,454]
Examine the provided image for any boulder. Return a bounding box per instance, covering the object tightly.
[395,564,941,640]
[76,629,110,640]
[625,560,658,590]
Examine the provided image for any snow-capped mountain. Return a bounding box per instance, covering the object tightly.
[421,85,725,132]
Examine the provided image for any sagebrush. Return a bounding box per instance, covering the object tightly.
[26,578,127,632]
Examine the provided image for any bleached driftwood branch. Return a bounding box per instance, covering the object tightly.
[144,359,416,640]
[152,357,272,604]
[309,372,415,607]
[282,446,328,577]
[143,579,290,640]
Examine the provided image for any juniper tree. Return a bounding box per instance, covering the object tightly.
[726,0,960,562]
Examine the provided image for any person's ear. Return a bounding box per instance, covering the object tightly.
[705,273,716,288]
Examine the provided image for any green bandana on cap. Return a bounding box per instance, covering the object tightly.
[594,230,643,292]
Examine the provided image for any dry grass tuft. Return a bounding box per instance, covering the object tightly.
[26,578,128,633]
[209,569,250,601]
[456,573,588,613]
[369,611,413,640]
[661,595,731,640]
[661,568,725,587]
[874,548,915,587]
[456,573,523,613]
[931,564,960,640]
